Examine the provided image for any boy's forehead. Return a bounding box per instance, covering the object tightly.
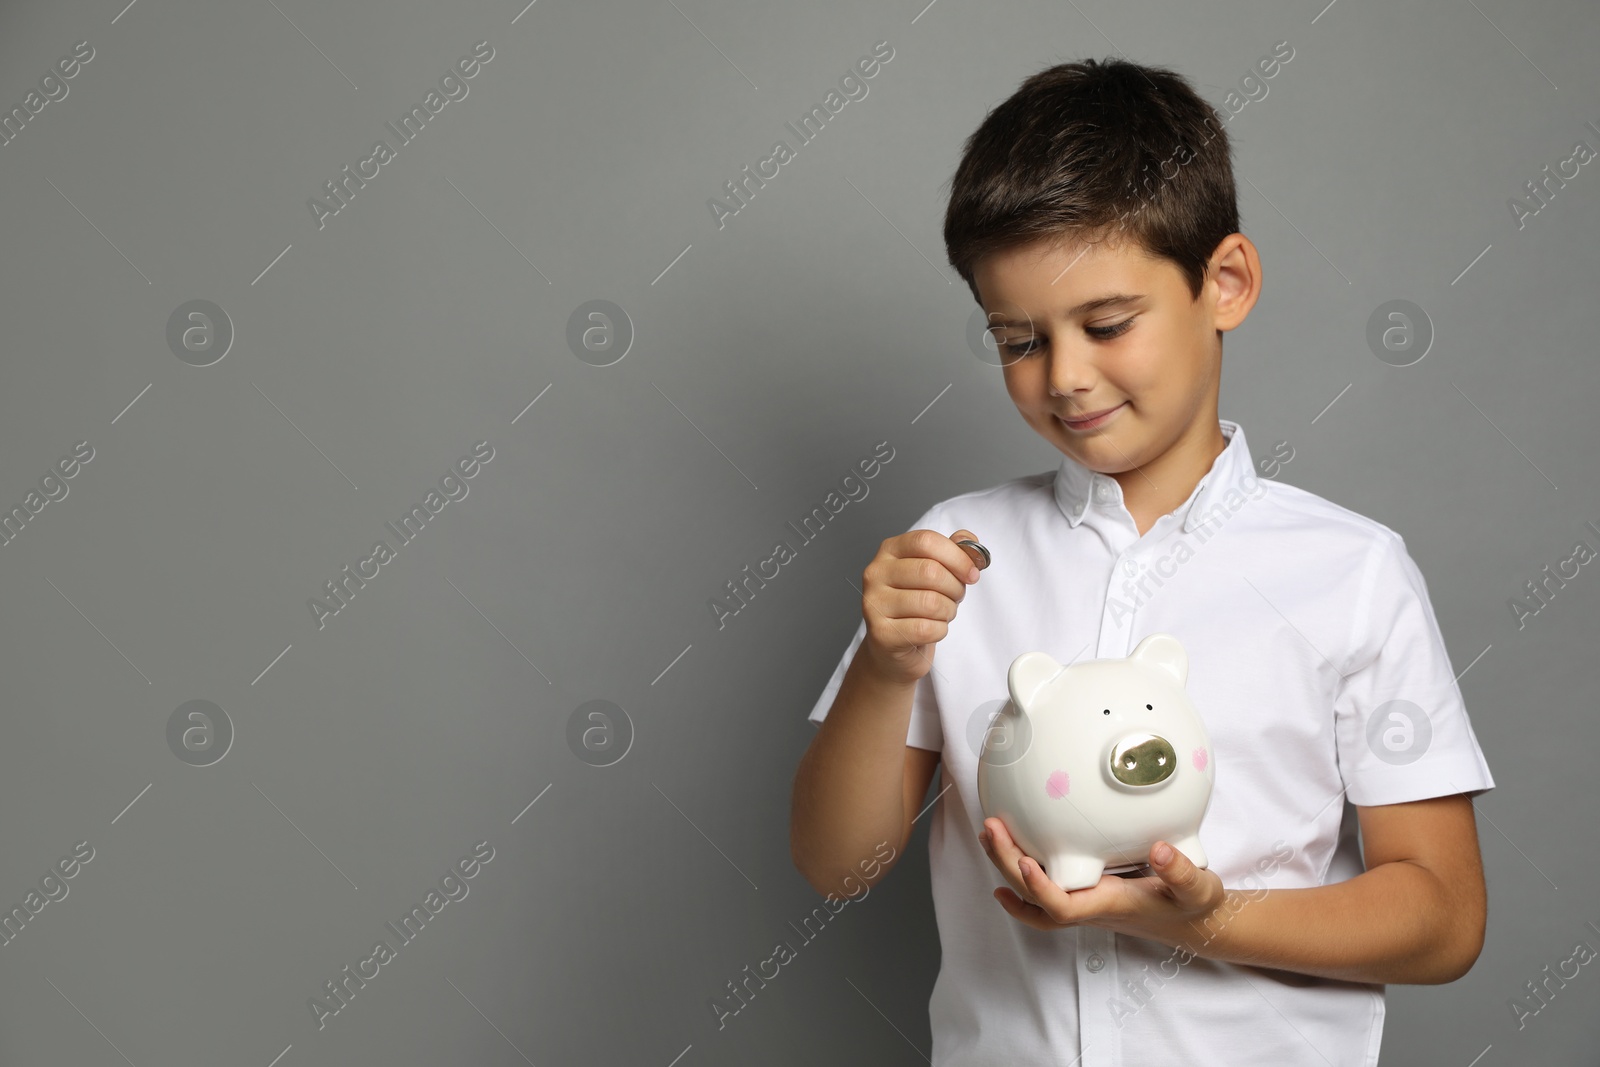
[975,238,1171,322]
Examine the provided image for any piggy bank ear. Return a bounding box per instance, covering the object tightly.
[1130,633,1188,685]
[1007,651,1062,712]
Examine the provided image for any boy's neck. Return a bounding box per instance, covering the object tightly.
[1109,417,1230,538]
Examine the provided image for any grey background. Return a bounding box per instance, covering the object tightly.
[0,0,1594,1064]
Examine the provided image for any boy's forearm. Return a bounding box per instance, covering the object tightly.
[791,651,918,894]
[1176,860,1477,985]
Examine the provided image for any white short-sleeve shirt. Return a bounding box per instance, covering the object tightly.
[805,418,1495,1067]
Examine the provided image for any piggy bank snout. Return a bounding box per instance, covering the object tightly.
[1108,732,1177,787]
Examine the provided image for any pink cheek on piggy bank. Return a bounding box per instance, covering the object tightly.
[1045,770,1071,799]
[1192,747,1208,772]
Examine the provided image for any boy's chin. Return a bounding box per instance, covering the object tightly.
[1042,422,1126,464]
[1050,442,1120,473]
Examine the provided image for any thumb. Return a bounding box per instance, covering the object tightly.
[949,530,990,573]
[1150,841,1206,901]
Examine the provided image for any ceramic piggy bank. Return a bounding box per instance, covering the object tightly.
[976,633,1215,891]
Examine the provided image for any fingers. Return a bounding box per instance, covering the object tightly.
[993,864,1076,930]
[857,528,985,683]
[981,818,1044,907]
[865,530,981,622]
[993,886,1060,931]
[983,819,1115,929]
[900,528,983,590]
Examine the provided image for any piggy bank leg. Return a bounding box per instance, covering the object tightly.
[1044,854,1106,892]
[1167,834,1208,870]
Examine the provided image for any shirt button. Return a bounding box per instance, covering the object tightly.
[1094,482,1115,504]
[1123,559,1138,576]
[1084,952,1105,972]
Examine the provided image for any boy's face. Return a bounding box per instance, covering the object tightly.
[974,235,1249,477]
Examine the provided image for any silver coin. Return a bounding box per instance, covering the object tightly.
[956,539,991,570]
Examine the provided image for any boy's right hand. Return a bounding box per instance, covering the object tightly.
[858,528,985,686]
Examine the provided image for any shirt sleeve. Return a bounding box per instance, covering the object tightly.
[804,505,946,753]
[805,618,945,751]
[1332,530,1495,806]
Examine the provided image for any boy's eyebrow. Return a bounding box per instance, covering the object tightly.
[986,293,1145,328]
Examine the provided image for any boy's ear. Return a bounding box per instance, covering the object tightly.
[1207,233,1261,333]
[1130,632,1188,686]
[1008,651,1062,711]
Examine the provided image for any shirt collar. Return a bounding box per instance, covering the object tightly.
[1053,418,1252,534]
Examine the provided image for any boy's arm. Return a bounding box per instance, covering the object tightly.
[982,793,1488,985]
[792,524,980,898]
[1179,794,1487,984]
[790,650,928,896]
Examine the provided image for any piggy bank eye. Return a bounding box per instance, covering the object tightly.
[1102,708,1111,716]
[1146,703,1153,709]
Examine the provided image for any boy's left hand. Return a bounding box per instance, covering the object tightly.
[979,817,1226,947]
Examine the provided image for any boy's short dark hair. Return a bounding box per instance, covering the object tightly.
[943,57,1240,306]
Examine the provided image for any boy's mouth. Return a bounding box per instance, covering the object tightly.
[1058,402,1126,431]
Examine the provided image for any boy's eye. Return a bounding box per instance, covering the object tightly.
[1086,318,1135,340]
[998,318,1134,355]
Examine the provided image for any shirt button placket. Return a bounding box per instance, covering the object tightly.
[1099,556,1132,653]
[1075,926,1118,1065]
[1083,480,1129,1064]
[1090,476,1139,653]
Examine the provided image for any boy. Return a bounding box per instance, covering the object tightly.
[790,57,1495,1066]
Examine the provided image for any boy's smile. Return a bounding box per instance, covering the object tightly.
[973,233,1260,535]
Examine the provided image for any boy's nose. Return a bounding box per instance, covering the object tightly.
[1046,350,1100,398]
[1109,732,1176,786]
